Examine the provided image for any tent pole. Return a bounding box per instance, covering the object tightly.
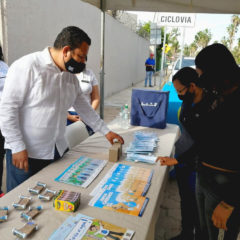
[160,26,167,89]
[99,0,106,119]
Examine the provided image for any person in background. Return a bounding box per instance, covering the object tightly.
[67,67,100,136]
[0,44,8,197]
[160,67,202,240]
[0,26,124,192]
[144,53,155,87]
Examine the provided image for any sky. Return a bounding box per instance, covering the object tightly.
[127,11,235,46]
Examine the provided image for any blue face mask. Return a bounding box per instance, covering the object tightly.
[64,57,86,74]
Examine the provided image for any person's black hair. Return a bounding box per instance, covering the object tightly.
[89,225,96,231]
[172,67,198,87]
[53,26,91,50]
[0,45,4,61]
[195,43,240,91]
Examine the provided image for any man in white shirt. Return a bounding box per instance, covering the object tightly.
[0,26,124,192]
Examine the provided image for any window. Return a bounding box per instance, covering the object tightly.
[174,58,195,70]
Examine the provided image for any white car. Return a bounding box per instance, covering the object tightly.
[169,57,195,81]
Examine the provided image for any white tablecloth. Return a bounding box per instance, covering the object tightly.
[0,123,180,240]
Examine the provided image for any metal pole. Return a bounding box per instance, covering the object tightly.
[99,0,106,119]
[160,26,167,89]
[152,13,158,86]
[154,44,157,86]
[179,27,186,69]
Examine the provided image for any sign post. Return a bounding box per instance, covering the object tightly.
[160,27,167,88]
[158,13,196,28]
[150,23,161,86]
[157,13,196,87]
[179,27,186,69]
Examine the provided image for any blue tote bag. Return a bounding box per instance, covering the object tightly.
[130,89,169,129]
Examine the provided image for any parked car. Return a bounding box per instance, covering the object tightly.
[168,57,195,81]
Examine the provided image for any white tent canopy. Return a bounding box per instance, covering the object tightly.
[82,0,240,14]
[82,0,240,118]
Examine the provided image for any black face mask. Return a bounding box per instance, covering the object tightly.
[178,91,194,103]
[64,57,86,74]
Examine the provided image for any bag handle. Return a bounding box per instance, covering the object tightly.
[137,98,163,118]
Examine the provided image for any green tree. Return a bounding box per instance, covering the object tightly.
[137,23,171,71]
[194,29,212,50]
[183,42,198,57]
[156,27,171,71]
[183,44,190,57]
[221,36,229,48]
[167,28,181,60]
[137,24,182,71]
[189,42,198,56]
[227,15,240,50]
[136,21,151,39]
[232,38,240,64]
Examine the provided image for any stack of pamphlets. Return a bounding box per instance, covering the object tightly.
[89,163,153,217]
[126,153,157,164]
[55,156,107,188]
[125,131,159,164]
[49,213,134,240]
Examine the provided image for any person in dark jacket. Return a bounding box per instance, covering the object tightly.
[159,43,240,240]
[160,67,207,240]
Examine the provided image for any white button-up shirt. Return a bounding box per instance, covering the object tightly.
[0,47,109,159]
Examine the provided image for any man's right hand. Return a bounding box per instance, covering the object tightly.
[12,150,29,172]
[68,115,80,122]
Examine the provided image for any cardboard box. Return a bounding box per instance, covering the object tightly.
[53,190,81,212]
[109,142,122,162]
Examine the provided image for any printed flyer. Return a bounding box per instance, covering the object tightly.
[89,189,149,217]
[89,164,153,216]
[55,156,107,188]
[49,213,134,240]
[90,164,153,197]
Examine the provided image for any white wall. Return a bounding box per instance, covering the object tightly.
[0,0,7,58]
[105,14,149,96]
[3,0,149,97]
[0,3,2,47]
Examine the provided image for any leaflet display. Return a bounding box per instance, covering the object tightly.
[55,156,107,188]
[125,131,158,164]
[89,163,153,216]
[49,213,134,240]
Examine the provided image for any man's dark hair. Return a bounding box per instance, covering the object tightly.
[54,26,91,50]
[0,45,4,61]
[172,67,198,86]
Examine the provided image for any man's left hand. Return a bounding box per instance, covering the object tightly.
[105,131,124,145]
[212,201,234,230]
